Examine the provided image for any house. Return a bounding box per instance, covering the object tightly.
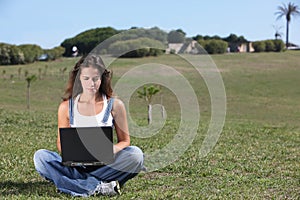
[166,40,201,54]
[230,42,254,53]
[166,40,255,54]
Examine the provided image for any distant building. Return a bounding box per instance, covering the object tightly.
[166,40,201,54]
[166,41,255,54]
[287,43,300,50]
[229,42,254,53]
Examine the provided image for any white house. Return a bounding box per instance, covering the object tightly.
[166,40,201,54]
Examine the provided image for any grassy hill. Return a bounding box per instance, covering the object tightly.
[0,52,299,199]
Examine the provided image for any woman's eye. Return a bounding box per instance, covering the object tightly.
[92,77,100,82]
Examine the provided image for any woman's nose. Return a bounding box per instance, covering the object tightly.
[88,79,95,86]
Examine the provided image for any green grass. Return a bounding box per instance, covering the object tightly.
[0,52,299,199]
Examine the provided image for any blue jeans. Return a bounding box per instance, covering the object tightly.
[33,146,144,197]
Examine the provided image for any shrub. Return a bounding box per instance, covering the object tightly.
[265,40,275,52]
[108,37,165,57]
[10,45,25,64]
[44,46,65,60]
[0,43,25,65]
[252,41,266,52]
[0,43,12,65]
[61,27,119,56]
[202,39,228,54]
[273,40,285,52]
[167,30,185,43]
[18,44,43,63]
[253,40,285,52]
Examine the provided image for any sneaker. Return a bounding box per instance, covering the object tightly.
[93,180,121,196]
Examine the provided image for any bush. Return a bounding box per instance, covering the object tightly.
[0,43,12,65]
[0,43,25,65]
[252,41,266,52]
[10,45,25,64]
[253,40,285,52]
[202,39,228,54]
[273,40,285,52]
[167,30,185,43]
[0,43,65,65]
[18,44,43,63]
[108,37,165,57]
[44,46,65,60]
[61,27,119,57]
[265,40,275,52]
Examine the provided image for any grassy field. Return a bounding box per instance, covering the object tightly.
[0,52,299,199]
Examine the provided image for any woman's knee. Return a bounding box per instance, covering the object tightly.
[33,149,60,171]
[34,149,47,163]
[125,146,144,166]
[33,149,47,172]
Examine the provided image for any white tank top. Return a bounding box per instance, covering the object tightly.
[71,94,113,127]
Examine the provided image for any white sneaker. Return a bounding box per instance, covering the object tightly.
[93,180,121,196]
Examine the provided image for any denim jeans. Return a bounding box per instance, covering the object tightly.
[33,146,144,197]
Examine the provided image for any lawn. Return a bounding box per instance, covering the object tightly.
[0,52,299,199]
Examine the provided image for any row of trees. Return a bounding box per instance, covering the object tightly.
[198,38,285,54]
[252,40,285,52]
[194,34,248,54]
[58,2,299,56]
[0,28,289,66]
[107,37,165,57]
[2,1,298,64]
[61,27,168,57]
[61,26,251,56]
[0,43,65,65]
[61,25,288,57]
[1,64,70,109]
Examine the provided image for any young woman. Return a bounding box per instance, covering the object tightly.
[33,54,144,197]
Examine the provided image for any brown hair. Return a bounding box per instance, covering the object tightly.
[62,54,113,101]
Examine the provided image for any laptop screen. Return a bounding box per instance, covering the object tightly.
[59,127,114,166]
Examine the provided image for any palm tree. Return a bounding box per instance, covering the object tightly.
[137,85,160,124]
[273,25,283,40]
[26,75,37,109]
[276,2,300,47]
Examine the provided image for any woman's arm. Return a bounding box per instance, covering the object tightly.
[57,100,70,153]
[111,98,130,154]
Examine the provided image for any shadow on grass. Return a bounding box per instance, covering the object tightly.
[0,180,60,197]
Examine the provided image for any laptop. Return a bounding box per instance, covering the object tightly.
[59,126,115,167]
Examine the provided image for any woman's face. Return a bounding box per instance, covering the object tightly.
[79,67,101,95]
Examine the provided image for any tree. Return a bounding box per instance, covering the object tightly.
[137,85,160,124]
[26,75,37,109]
[167,30,185,43]
[202,39,228,54]
[252,41,266,52]
[61,27,119,56]
[0,43,25,65]
[223,34,247,43]
[18,44,43,63]
[44,46,65,60]
[108,37,165,57]
[276,2,300,47]
[273,25,283,40]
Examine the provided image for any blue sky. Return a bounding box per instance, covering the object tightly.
[1,0,300,49]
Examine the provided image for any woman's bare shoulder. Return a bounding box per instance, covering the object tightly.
[58,100,69,113]
[111,97,126,117]
[112,97,125,109]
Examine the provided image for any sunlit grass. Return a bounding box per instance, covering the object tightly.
[0,52,299,199]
